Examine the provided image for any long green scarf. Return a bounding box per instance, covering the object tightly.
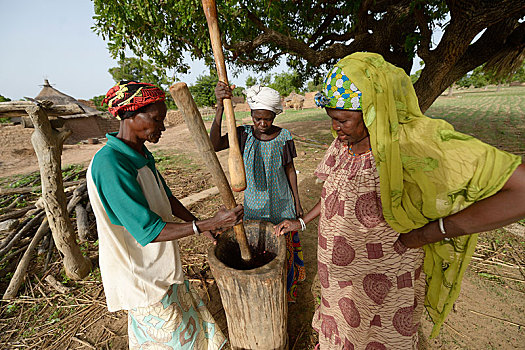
[335,52,521,337]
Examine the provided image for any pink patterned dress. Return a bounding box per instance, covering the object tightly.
[313,139,426,350]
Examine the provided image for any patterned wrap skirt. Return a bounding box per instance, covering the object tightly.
[128,281,226,350]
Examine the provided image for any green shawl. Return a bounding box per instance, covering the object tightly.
[334,52,521,337]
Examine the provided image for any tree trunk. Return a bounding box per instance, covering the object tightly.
[447,85,454,96]
[0,101,86,118]
[26,104,91,280]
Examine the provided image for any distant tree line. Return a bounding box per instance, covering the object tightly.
[93,57,525,109]
[456,63,525,89]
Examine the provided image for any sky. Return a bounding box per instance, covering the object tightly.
[0,1,429,102]
[0,0,289,101]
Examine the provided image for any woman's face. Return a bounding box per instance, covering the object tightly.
[251,109,276,134]
[129,101,167,143]
[327,108,368,144]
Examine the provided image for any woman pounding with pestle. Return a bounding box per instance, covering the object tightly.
[87,80,243,349]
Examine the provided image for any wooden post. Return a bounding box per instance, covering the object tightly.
[26,104,91,280]
[0,101,86,118]
[169,82,252,262]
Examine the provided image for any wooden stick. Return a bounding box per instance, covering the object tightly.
[71,336,96,349]
[469,309,525,327]
[0,205,36,221]
[75,204,89,243]
[0,180,83,196]
[202,0,246,192]
[169,82,252,261]
[0,211,45,257]
[0,195,24,213]
[45,275,73,294]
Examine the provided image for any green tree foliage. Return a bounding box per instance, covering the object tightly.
[245,76,257,88]
[510,63,525,83]
[92,0,523,112]
[189,73,219,107]
[306,79,323,92]
[269,72,304,96]
[410,61,425,84]
[108,57,176,109]
[456,74,473,89]
[0,95,11,102]
[108,57,170,88]
[456,63,525,89]
[259,75,272,86]
[232,86,244,97]
[90,95,108,111]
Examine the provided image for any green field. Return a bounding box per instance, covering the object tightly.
[276,86,525,159]
[426,86,524,158]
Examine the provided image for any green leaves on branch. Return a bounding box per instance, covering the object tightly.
[106,57,177,109]
[108,57,170,89]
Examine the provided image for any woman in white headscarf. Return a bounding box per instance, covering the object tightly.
[210,82,305,302]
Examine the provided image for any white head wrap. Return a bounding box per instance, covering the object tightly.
[244,85,283,115]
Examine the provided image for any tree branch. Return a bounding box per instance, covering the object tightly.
[414,6,432,62]
[415,17,523,111]
[307,13,336,45]
[356,0,374,35]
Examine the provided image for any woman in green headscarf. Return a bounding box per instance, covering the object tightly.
[275,52,525,349]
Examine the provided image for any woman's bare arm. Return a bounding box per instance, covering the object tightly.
[168,196,197,222]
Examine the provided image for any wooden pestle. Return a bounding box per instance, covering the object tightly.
[169,82,252,262]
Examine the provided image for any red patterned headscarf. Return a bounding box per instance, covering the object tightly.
[102,81,165,119]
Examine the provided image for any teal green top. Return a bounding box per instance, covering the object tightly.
[90,133,172,246]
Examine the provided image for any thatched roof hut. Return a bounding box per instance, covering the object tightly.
[34,79,100,114]
[31,80,119,144]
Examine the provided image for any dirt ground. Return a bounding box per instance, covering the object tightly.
[1,113,524,349]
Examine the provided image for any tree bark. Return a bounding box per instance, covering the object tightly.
[75,204,89,243]
[0,101,86,118]
[414,17,523,112]
[26,104,91,280]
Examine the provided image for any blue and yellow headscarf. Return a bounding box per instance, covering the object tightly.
[314,66,362,110]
